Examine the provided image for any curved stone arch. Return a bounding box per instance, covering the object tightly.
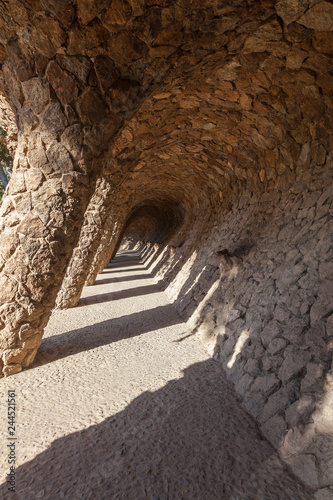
[52,3,333,321]
[1,0,250,375]
[0,1,332,492]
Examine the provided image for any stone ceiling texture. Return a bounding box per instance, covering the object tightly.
[0,0,332,495]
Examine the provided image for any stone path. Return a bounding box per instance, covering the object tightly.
[0,250,312,499]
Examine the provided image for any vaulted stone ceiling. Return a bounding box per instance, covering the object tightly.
[0,1,333,492]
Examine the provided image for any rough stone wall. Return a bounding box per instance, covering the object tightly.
[85,214,121,286]
[0,0,240,375]
[55,175,116,309]
[0,0,332,494]
[148,158,333,493]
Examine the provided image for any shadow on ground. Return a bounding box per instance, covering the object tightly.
[107,255,143,269]
[77,284,161,306]
[0,360,312,499]
[93,274,152,286]
[31,305,183,367]
[102,267,145,274]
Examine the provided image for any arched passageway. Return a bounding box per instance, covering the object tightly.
[0,250,314,499]
[0,0,332,495]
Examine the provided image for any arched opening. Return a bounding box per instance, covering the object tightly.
[121,199,186,248]
[0,1,332,496]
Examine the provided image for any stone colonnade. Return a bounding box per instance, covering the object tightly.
[0,1,333,493]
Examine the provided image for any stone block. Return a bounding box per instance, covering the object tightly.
[46,61,78,106]
[94,55,120,94]
[243,20,282,53]
[42,102,68,137]
[311,294,333,326]
[24,169,44,191]
[313,31,333,55]
[262,354,283,372]
[314,488,333,500]
[76,87,107,125]
[298,2,333,32]
[57,54,92,86]
[218,334,237,362]
[319,261,333,280]
[77,0,107,25]
[225,359,246,385]
[244,358,261,377]
[285,394,316,427]
[276,0,307,25]
[46,141,73,174]
[274,302,292,323]
[260,414,287,448]
[8,171,26,195]
[27,134,48,170]
[22,77,50,115]
[286,453,320,490]
[259,380,300,423]
[18,323,36,340]
[242,392,267,419]
[21,348,38,368]
[40,0,75,28]
[225,317,246,336]
[107,32,148,65]
[2,348,26,365]
[304,322,327,358]
[261,320,281,347]
[267,337,287,356]
[277,221,296,241]
[101,0,132,32]
[275,262,307,294]
[301,362,325,393]
[22,334,42,350]
[251,373,281,396]
[245,308,262,334]
[282,318,309,345]
[320,456,333,491]
[235,373,254,396]
[242,338,265,359]
[3,363,22,376]
[278,350,311,383]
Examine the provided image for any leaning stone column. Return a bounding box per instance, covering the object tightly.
[85,218,116,285]
[0,60,112,376]
[55,176,116,309]
[0,100,101,376]
[85,216,124,285]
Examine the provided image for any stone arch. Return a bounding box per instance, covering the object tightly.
[1,0,241,374]
[0,1,332,493]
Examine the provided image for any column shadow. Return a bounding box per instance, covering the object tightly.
[102,267,145,274]
[77,284,161,306]
[93,274,152,286]
[0,360,313,499]
[30,304,183,367]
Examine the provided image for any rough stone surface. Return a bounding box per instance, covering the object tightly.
[0,0,332,495]
[0,253,313,499]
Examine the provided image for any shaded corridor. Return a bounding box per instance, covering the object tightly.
[0,251,312,499]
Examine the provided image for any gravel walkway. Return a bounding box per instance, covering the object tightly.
[0,251,312,499]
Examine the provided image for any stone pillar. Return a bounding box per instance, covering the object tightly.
[55,176,115,309]
[85,217,124,285]
[85,222,114,286]
[0,94,101,376]
[0,48,113,376]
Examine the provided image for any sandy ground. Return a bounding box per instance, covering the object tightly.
[0,250,312,499]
